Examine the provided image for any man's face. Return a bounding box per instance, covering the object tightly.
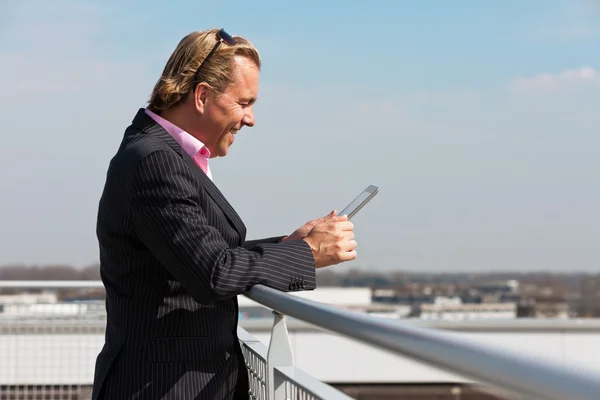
[202,56,259,158]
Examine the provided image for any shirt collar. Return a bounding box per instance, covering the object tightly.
[145,108,211,160]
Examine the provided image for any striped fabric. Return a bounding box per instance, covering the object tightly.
[91,108,316,400]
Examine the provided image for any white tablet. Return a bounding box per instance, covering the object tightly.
[337,185,379,220]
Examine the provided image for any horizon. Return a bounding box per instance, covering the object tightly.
[1,262,599,276]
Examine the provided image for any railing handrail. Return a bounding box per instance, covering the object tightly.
[7,280,600,399]
[245,284,600,400]
[238,326,353,399]
[238,315,600,332]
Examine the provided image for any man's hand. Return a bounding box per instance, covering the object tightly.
[281,210,338,242]
[302,215,357,268]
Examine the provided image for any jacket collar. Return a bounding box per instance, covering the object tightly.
[130,108,247,243]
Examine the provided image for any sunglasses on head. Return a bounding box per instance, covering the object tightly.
[192,28,236,87]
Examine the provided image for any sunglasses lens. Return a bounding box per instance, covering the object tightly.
[218,29,236,46]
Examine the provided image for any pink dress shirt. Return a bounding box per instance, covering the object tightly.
[145,108,212,180]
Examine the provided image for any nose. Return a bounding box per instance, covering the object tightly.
[242,107,255,127]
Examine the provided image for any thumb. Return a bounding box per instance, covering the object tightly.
[316,210,336,222]
[313,210,337,225]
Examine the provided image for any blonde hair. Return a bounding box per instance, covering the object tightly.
[148,29,261,112]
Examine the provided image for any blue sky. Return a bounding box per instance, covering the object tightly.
[0,0,599,272]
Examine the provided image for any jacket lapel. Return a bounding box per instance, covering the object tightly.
[131,109,247,243]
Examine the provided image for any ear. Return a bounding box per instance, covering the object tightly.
[193,82,211,114]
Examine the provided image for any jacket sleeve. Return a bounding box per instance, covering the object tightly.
[242,236,286,249]
[130,150,316,304]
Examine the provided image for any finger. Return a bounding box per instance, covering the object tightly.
[312,210,338,225]
[327,215,349,224]
[344,239,357,251]
[334,239,356,253]
[315,216,347,229]
[335,220,354,231]
[343,231,355,240]
[338,249,357,262]
[324,210,339,220]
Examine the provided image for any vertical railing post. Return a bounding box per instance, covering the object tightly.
[267,311,294,400]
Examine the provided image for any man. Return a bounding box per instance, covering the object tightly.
[92,28,357,400]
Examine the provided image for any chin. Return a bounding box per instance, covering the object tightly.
[215,146,230,157]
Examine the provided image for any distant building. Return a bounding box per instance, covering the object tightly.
[518,297,570,319]
[471,280,519,298]
[420,301,517,321]
[0,292,57,304]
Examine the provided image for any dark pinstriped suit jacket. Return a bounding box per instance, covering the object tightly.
[92,108,316,400]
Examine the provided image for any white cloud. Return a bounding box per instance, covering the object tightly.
[508,66,600,95]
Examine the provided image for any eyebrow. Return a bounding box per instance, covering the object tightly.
[240,97,257,105]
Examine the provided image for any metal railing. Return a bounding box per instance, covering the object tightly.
[3,281,600,400]
[245,284,600,400]
[0,281,105,400]
[238,318,353,400]
[0,281,352,400]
